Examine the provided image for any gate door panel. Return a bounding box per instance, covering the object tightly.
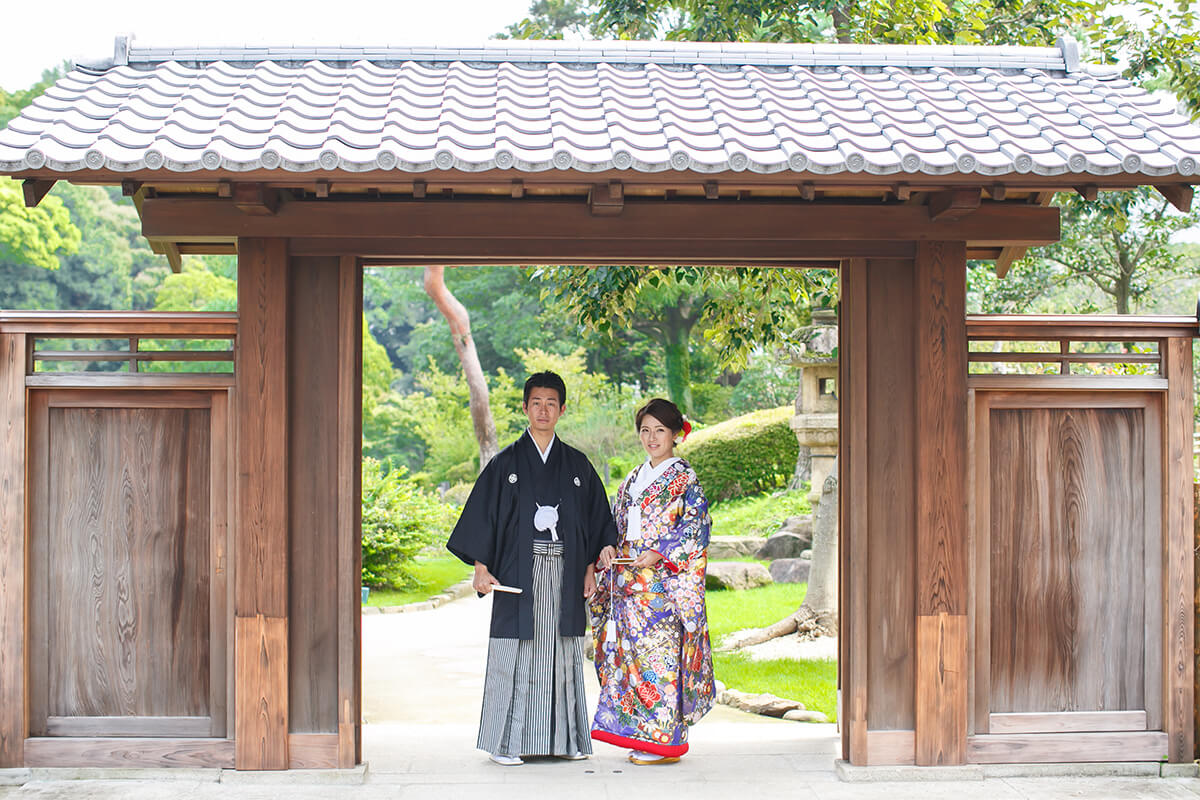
[27,390,230,741]
[971,390,1169,761]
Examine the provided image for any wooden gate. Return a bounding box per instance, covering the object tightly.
[966,317,1194,763]
[0,314,236,767]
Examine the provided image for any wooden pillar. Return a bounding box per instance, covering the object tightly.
[235,238,290,770]
[0,333,27,767]
[336,256,363,767]
[913,240,968,765]
[1164,337,1195,762]
[840,258,869,764]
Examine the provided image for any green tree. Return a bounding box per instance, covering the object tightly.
[498,0,598,38]
[0,177,80,277]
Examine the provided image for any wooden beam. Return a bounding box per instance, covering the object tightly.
[995,192,1055,279]
[704,181,719,200]
[162,241,183,273]
[121,179,143,197]
[800,182,816,201]
[23,737,235,768]
[1156,184,1194,213]
[1075,183,1099,202]
[989,183,1007,201]
[1164,336,1195,763]
[588,181,624,216]
[913,240,968,766]
[412,180,426,199]
[315,180,331,199]
[510,180,524,199]
[141,198,1060,248]
[217,180,233,199]
[336,255,362,768]
[288,236,911,263]
[232,183,280,216]
[0,333,26,767]
[927,189,981,222]
[235,238,289,770]
[21,179,55,208]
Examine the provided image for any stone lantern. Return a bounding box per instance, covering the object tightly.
[791,308,838,507]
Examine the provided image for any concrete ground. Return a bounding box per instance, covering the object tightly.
[3,594,1200,799]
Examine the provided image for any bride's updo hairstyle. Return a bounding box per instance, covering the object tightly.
[635,398,685,435]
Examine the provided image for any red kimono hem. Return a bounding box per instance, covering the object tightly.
[590,729,689,757]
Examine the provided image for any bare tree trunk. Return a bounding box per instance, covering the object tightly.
[423,266,499,469]
[720,461,838,650]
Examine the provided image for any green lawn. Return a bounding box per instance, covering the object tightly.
[709,489,811,538]
[364,556,471,607]
[705,580,838,721]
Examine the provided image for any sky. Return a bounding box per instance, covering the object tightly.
[1,0,534,91]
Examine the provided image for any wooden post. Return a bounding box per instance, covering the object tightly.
[1164,337,1195,762]
[0,333,27,766]
[841,258,870,765]
[235,238,290,770]
[913,241,968,765]
[336,256,362,767]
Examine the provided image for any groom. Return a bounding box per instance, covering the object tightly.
[447,370,616,765]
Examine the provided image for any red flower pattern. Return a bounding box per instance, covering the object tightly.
[636,682,662,708]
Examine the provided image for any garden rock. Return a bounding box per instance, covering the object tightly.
[707,536,762,559]
[780,515,812,535]
[800,549,813,560]
[769,558,811,584]
[718,688,805,717]
[755,531,810,560]
[706,561,772,591]
[783,709,830,723]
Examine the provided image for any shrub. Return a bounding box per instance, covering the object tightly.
[361,458,461,588]
[678,406,799,502]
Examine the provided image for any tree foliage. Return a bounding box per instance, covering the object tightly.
[0,178,79,275]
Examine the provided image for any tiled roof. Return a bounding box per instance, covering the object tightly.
[1,39,1197,179]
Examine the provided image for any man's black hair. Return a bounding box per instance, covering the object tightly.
[523,371,566,406]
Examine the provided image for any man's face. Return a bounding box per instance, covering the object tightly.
[523,386,564,436]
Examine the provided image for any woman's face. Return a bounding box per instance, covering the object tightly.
[639,413,675,464]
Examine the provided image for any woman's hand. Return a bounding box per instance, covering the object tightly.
[597,545,617,569]
[473,562,499,595]
[632,550,663,569]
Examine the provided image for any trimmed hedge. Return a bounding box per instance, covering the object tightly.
[678,406,799,502]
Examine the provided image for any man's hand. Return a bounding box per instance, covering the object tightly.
[473,562,499,595]
[632,550,663,569]
[597,545,617,569]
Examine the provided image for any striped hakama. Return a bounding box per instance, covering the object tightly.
[477,541,593,757]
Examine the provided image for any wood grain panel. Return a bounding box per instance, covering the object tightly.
[44,406,212,719]
[840,258,869,765]
[287,257,340,734]
[916,613,968,764]
[45,716,212,737]
[234,614,288,770]
[988,711,1146,734]
[0,334,26,767]
[27,391,49,739]
[866,258,916,731]
[336,255,363,768]
[913,241,968,765]
[967,732,1168,763]
[1164,337,1195,762]
[988,406,1146,714]
[864,731,915,765]
[24,737,234,768]
[288,733,339,769]
[235,238,289,769]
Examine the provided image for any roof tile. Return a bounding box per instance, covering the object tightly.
[3,41,1198,178]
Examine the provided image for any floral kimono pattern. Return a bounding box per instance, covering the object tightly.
[589,458,715,757]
